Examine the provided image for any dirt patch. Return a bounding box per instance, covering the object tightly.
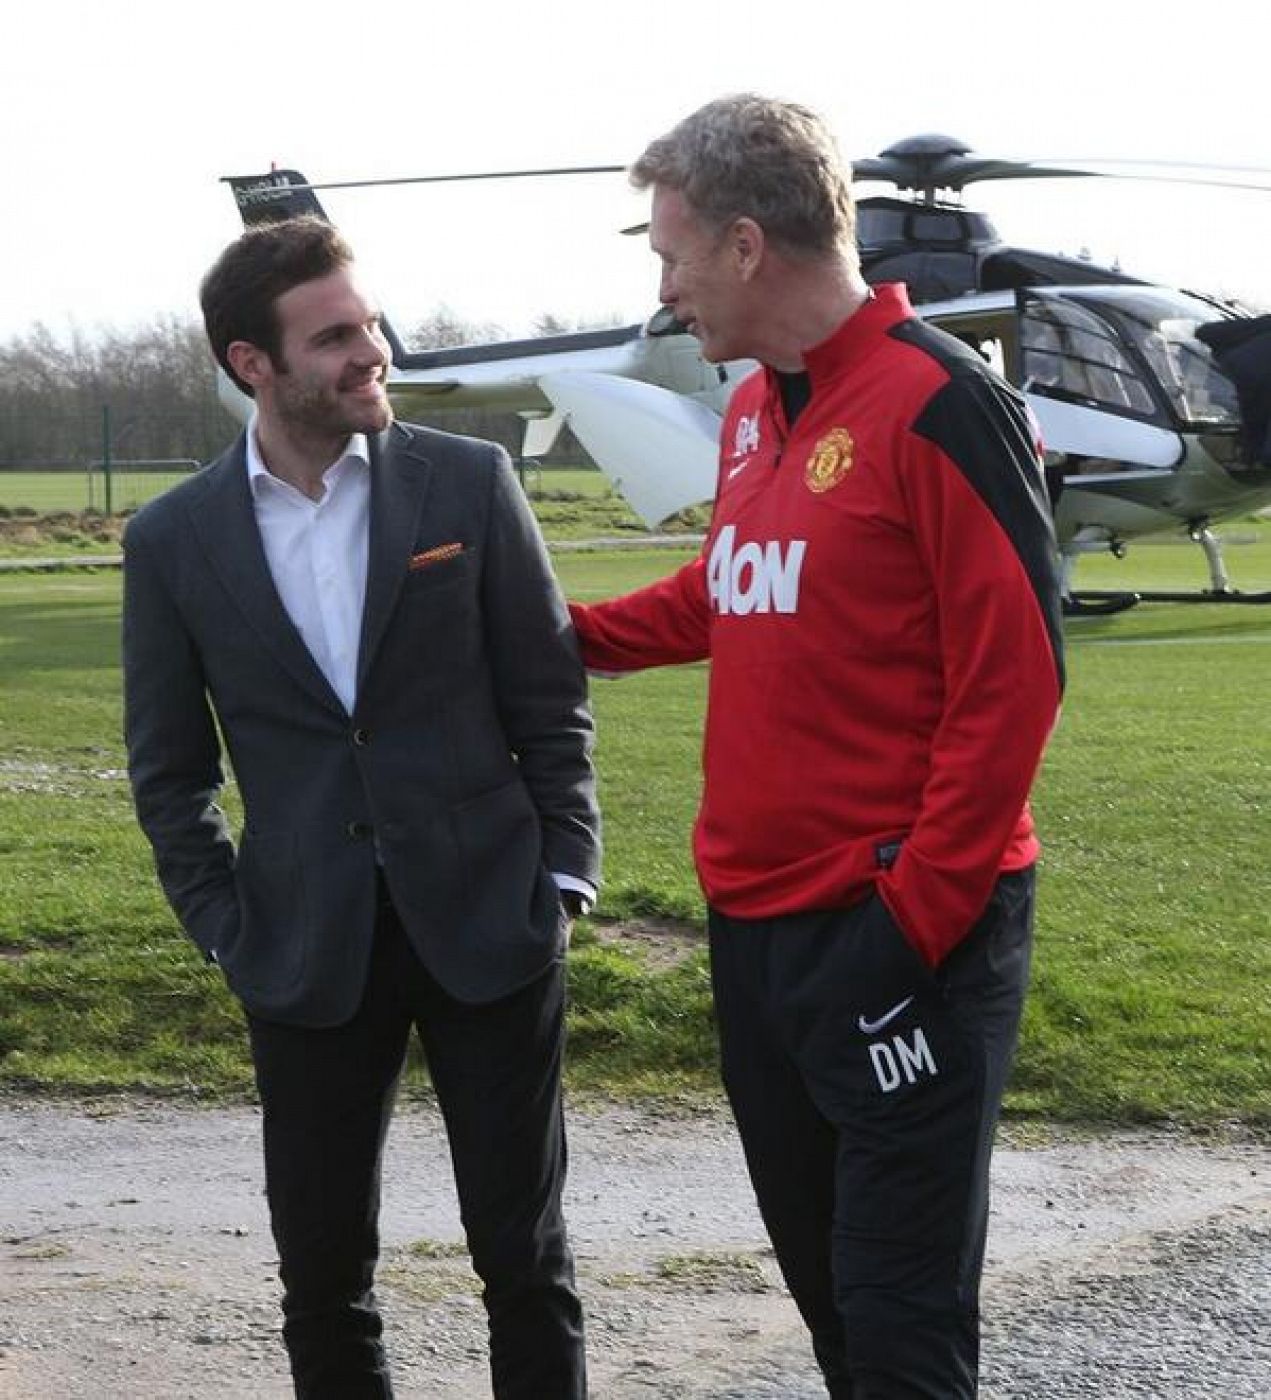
[1,1098,1268,1398]
[590,916,706,970]
[0,510,126,554]
[0,757,129,796]
[0,510,124,539]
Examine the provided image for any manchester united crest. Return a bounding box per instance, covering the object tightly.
[805,428,854,493]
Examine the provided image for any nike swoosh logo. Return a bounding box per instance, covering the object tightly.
[727,461,749,480]
[857,995,915,1036]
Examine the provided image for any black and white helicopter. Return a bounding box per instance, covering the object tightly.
[221,136,1271,611]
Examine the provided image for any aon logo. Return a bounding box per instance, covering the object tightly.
[708,525,807,616]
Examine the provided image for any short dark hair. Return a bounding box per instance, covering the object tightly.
[200,216,354,395]
[631,94,856,263]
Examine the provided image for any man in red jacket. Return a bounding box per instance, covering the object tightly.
[571,95,1064,1397]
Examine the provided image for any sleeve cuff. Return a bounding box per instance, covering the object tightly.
[552,872,597,917]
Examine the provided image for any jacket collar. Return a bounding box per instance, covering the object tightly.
[185,424,435,713]
[357,424,435,693]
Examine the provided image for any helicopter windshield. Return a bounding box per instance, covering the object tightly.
[1021,288,1240,429]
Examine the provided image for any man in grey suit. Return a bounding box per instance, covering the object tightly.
[123,216,601,1399]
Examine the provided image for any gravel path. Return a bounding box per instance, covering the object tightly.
[1,1097,1267,1398]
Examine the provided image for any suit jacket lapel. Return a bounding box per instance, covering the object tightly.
[357,426,434,692]
[187,439,345,714]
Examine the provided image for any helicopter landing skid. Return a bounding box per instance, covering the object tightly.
[1069,587,1271,609]
[1063,592,1141,616]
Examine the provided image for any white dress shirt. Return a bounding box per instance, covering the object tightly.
[245,424,594,911]
[247,425,369,714]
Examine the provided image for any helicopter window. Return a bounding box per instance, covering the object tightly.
[950,330,1007,377]
[926,308,1018,380]
[1021,300,1157,417]
[1066,290,1241,428]
[859,206,910,243]
[910,211,967,246]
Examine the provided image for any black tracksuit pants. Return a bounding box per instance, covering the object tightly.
[709,867,1035,1399]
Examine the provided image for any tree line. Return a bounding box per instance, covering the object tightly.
[0,317,233,468]
[0,307,618,471]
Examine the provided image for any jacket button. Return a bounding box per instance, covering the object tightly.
[346,821,372,839]
[353,728,370,746]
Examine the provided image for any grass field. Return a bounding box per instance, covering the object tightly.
[0,467,703,555]
[0,468,198,515]
[1,534,1269,1122]
[0,465,647,520]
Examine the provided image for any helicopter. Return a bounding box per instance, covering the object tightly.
[220,136,1271,611]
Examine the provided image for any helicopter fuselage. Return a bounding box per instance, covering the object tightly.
[372,279,1267,556]
[913,283,1267,550]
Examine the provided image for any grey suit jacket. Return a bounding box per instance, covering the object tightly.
[123,422,601,1026]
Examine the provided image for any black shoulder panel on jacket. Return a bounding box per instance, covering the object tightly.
[890,318,1066,691]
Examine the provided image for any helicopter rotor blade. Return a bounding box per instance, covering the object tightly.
[1030,154,1271,178]
[260,142,1271,201]
[850,135,1271,197]
[619,150,1271,238]
[1002,157,1271,192]
[253,139,1271,247]
[1061,169,1271,192]
[881,161,1271,193]
[286,164,626,194]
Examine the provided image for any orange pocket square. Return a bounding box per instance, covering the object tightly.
[408,542,464,571]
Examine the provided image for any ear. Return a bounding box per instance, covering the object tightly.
[225,340,274,393]
[729,217,766,282]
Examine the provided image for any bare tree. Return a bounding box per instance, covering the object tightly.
[405,305,505,351]
[0,303,610,479]
[0,317,235,469]
[531,310,629,337]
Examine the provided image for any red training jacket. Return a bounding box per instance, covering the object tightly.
[570,284,1065,965]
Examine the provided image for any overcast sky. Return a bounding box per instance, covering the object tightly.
[4,0,1269,344]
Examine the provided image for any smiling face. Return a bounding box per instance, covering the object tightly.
[236,264,394,449]
[649,185,753,364]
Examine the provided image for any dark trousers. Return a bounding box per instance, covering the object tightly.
[246,890,585,1400]
[709,869,1035,1399]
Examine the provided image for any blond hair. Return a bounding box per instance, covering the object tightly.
[631,94,856,262]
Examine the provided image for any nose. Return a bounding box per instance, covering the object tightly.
[658,266,676,307]
[357,324,390,367]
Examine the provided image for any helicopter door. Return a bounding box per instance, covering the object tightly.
[1016,289,1184,472]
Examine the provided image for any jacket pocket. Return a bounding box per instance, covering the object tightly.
[224,830,309,996]
[452,779,541,903]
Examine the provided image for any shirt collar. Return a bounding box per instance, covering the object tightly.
[245,415,371,500]
[800,282,912,385]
